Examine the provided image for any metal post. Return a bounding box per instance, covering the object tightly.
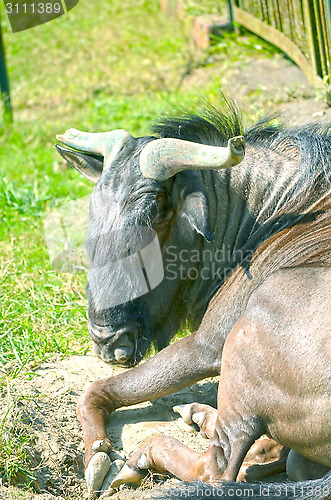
[227,0,234,25]
[0,15,13,123]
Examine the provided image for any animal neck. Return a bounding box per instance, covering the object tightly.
[186,142,329,328]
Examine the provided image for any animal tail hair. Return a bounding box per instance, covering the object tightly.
[157,471,331,499]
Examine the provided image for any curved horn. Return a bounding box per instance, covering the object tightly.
[139,136,245,181]
[56,128,134,169]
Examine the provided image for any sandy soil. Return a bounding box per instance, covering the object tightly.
[0,353,288,500]
[183,54,331,123]
[1,354,220,499]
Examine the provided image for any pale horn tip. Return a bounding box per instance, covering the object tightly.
[228,135,245,157]
[56,128,81,146]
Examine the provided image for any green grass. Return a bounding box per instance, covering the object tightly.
[0,0,283,486]
[0,379,38,487]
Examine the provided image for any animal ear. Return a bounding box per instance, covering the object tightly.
[181,191,213,241]
[55,144,103,183]
[173,171,213,241]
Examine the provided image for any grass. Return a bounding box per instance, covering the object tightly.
[0,0,285,488]
[0,378,39,488]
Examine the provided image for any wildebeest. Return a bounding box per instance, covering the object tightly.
[56,102,331,498]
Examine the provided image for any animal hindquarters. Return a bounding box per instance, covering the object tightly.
[217,266,331,473]
[110,266,330,492]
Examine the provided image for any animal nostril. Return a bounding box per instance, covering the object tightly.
[90,323,139,364]
[113,335,134,361]
[101,332,135,363]
[114,347,132,361]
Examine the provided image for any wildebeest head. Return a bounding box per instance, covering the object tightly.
[55,125,245,366]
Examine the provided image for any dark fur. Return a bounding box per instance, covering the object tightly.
[153,104,331,199]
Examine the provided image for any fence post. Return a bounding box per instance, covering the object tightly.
[0,14,13,124]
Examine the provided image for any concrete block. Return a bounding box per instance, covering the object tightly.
[194,15,234,49]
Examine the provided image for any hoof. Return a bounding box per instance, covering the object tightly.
[192,411,206,427]
[100,459,125,494]
[110,464,143,489]
[173,404,199,432]
[85,452,111,498]
[173,404,193,424]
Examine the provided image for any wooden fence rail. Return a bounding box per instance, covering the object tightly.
[231,0,331,99]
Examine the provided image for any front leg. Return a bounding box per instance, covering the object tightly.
[111,435,227,488]
[111,435,202,487]
[77,331,220,482]
[111,413,262,489]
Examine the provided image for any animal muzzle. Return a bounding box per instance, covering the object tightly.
[88,321,140,365]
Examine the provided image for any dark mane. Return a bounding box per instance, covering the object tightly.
[246,118,331,189]
[151,101,244,147]
[152,102,331,195]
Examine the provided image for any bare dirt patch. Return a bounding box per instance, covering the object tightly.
[183,54,331,123]
[1,355,220,499]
